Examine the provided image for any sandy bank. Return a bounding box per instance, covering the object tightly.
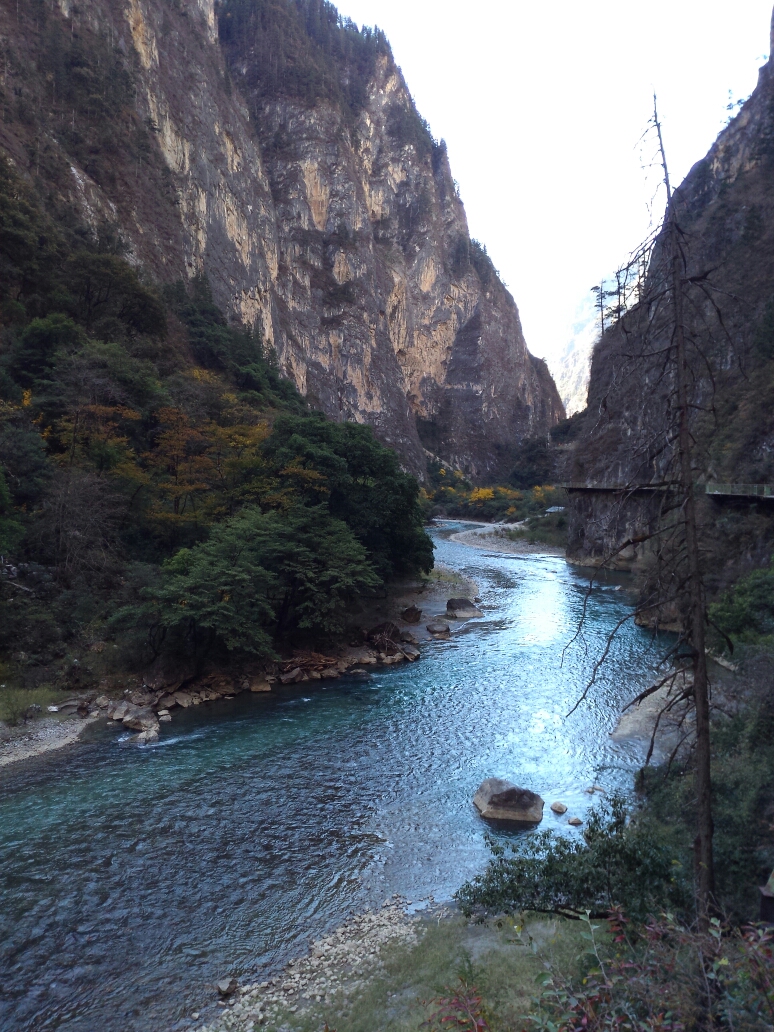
[448,522,565,557]
[0,713,99,768]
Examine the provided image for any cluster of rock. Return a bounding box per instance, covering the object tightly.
[277,630,421,686]
[198,899,425,1032]
[426,596,484,638]
[473,778,605,827]
[473,779,545,824]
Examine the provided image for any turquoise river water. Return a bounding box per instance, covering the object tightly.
[0,523,665,1032]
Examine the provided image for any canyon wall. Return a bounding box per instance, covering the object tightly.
[566,8,774,569]
[0,0,563,476]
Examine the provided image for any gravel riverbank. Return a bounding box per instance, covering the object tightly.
[0,713,99,768]
[200,899,439,1032]
[450,522,565,556]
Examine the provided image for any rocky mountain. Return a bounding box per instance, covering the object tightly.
[566,7,774,570]
[549,295,598,417]
[0,0,563,477]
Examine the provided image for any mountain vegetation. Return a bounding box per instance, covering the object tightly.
[0,155,432,684]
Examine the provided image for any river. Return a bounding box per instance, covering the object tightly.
[0,523,664,1032]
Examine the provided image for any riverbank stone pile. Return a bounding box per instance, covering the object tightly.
[199,899,425,1032]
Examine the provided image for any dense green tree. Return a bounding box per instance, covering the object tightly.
[0,469,24,554]
[264,413,434,579]
[7,314,83,387]
[144,505,380,657]
[709,560,774,648]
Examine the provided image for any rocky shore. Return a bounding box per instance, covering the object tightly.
[0,568,484,766]
[199,899,434,1032]
[0,712,99,767]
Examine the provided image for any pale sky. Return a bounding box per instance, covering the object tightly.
[340,0,773,365]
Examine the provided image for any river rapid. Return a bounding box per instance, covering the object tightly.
[0,523,664,1032]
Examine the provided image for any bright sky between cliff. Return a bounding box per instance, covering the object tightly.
[340,0,773,371]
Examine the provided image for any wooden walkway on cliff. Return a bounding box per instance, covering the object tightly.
[562,482,774,499]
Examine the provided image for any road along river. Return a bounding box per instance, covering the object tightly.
[0,522,665,1032]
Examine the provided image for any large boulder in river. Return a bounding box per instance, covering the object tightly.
[122,705,159,732]
[446,597,483,619]
[401,605,422,624]
[473,778,544,824]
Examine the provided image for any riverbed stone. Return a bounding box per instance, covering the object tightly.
[401,605,422,624]
[217,977,238,997]
[473,778,544,823]
[173,691,193,708]
[280,668,304,684]
[400,644,420,661]
[250,679,272,692]
[122,705,158,732]
[446,597,484,619]
[426,619,451,636]
[550,801,568,814]
[568,816,583,826]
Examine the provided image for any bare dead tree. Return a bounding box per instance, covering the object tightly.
[566,96,745,929]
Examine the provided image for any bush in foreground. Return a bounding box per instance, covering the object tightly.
[456,795,690,923]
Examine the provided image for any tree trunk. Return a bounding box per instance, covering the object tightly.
[659,102,715,926]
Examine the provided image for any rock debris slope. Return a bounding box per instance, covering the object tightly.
[0,0,563,475]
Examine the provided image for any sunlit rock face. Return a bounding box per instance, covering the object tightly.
[0,0,563,477]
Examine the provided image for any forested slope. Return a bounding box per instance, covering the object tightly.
[0,157,432,687]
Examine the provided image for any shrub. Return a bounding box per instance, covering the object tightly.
[456,795,691,923]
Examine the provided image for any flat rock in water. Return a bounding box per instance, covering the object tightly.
[426,620,450,636]
[446,597,483,619]
[550,801,568,814]
[400,644,420,661]
[568,816,583,826]
[473,778,544,824]
[250,679,272,692]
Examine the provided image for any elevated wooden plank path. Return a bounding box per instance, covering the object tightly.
[562,482,774,499]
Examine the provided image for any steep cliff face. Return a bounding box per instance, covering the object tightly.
[566,9,774,569]
[0,0,563,476]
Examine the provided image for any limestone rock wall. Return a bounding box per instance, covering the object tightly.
[0,0,563,477]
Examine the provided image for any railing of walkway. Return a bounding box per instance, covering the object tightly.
[561,482,774,498]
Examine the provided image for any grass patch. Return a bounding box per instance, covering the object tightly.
[276,914,586,1032]
[501,512,567,550]
[0,683,62,725]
